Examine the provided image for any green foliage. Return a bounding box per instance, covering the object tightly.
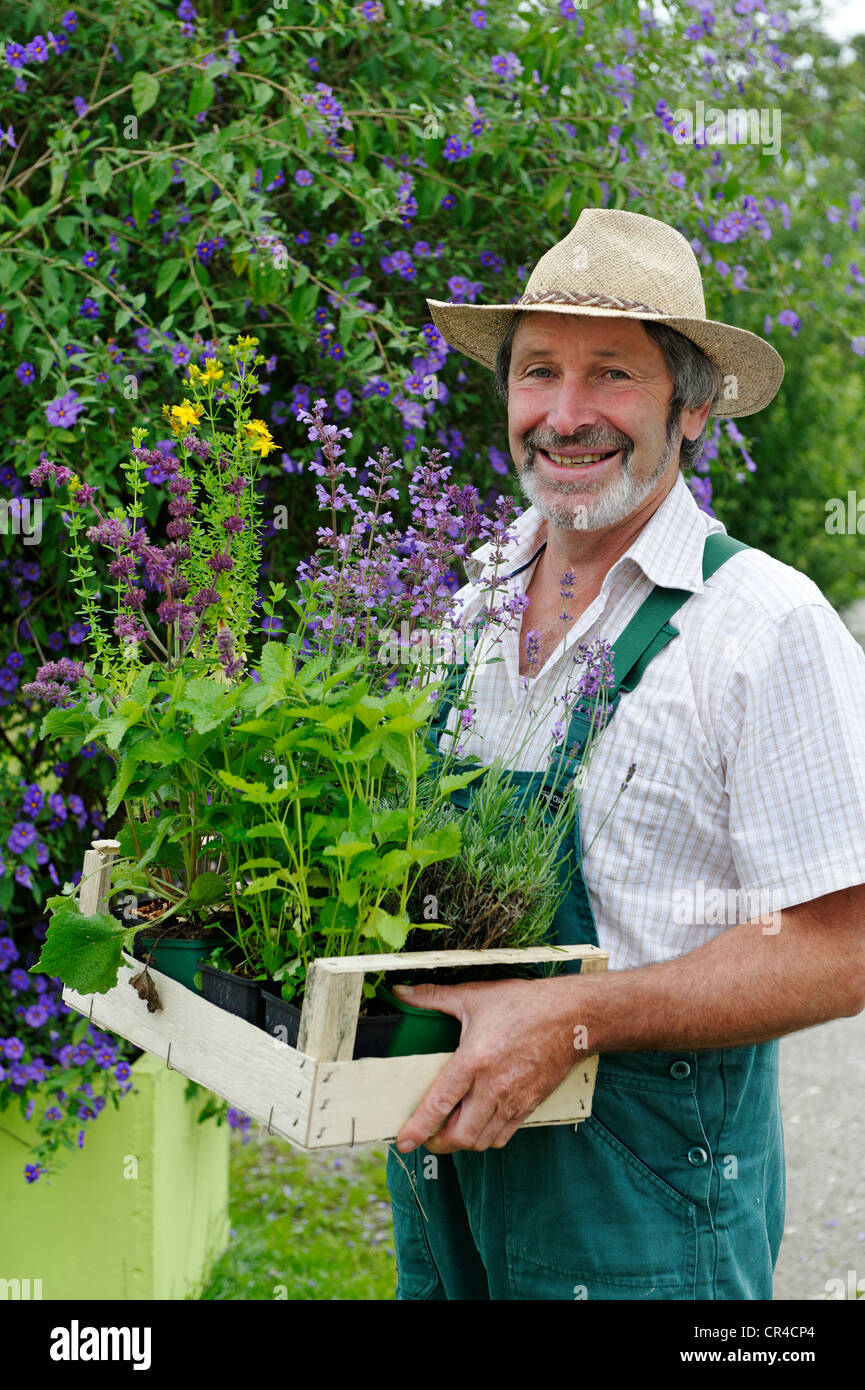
[30,895,130,994]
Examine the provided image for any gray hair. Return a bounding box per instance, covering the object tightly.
[492,311,722,471]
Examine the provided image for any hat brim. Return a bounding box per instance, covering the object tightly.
[426,298,784,419]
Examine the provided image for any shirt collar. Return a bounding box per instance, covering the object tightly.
[462,471,725,595]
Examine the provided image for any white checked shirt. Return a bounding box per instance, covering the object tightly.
[439,472,865,971]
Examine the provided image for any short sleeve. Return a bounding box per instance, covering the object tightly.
[719,603,865,909]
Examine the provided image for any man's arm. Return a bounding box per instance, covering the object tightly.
[393,881,865,1155]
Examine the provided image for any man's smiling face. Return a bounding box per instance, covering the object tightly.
[507,312,690,533]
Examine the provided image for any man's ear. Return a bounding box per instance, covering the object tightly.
[680,396,714,442]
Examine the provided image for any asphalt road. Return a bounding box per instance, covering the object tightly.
[773,1008,865,1300]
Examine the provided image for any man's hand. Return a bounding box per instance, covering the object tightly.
[392,976,580,1155]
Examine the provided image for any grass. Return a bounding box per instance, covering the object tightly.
[198,1130,397,1301]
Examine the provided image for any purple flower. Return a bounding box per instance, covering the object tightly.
[0,937,19,966]
[490,52,524,81]
[45,390,85,428]
[777,308,801,336]
[7,821,36,855]
[14,864,33,889]
[294,169,314,186]
[15,362,35,385]
[24,1003,49,1028]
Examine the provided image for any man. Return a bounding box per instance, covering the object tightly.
[384,208,865,1300]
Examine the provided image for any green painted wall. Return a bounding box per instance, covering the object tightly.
[0,1054,229,1300]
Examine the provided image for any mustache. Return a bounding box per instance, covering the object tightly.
[523,429,634,459]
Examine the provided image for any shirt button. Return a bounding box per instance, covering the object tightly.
[670,1060,691,1079]
[688,1147,709,1167]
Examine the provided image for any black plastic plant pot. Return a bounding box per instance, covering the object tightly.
[261,987,461,1058]
[199,963,268,1027]
[261,991,406,1058]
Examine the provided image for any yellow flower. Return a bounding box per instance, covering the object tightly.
[186,363,202,383]
[161,399,205,435]
[201,357,224,382]
[241,419,278,457]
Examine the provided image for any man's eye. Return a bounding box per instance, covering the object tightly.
[527,367,552,378]
[605,369,630,380]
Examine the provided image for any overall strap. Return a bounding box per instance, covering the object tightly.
[611,532,749,696]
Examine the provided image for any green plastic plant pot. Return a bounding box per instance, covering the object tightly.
[135,935,210,993]
[377,984,462,1058]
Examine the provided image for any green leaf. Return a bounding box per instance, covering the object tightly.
[106,753,143,818]
[55,216,78,246]
[155,258,183,297]
[372,848,415,886]
[321,834,376,862]
[31,901,127,994]
[243,820,288,840]
[186,872,227,908]
[216,770,269,801]
[93,158,112,197]
[176,678,234,733]
[242,871,289,895]
[116,815,176,870]
[380,731,412,777]
[372,807,409,845]
[132,178,151,231]
[439,768,486,795]
[71,1014,90,1044]
[362,906,410,950]
[132,731,187,765]
[410,823,462,866]
[132,71,161,116]
[188,71,216,119]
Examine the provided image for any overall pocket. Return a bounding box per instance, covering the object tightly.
[501,1092,703,1300]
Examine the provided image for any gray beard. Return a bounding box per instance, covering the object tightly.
[518,437,677,532]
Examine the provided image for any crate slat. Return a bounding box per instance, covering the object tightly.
[64,956,319,1148]
[313,945,608,974]
[305,1051,600,1148]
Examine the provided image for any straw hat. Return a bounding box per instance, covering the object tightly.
[426,208,784,418]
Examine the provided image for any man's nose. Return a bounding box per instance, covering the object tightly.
[543,377,602,442]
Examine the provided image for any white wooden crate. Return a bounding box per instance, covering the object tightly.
[62,840,609,1150]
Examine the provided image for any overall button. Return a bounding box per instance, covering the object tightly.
[687,1146,709,1166]
[669,1060,691,1079]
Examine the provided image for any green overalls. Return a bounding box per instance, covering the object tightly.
[386,532,786,1300]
